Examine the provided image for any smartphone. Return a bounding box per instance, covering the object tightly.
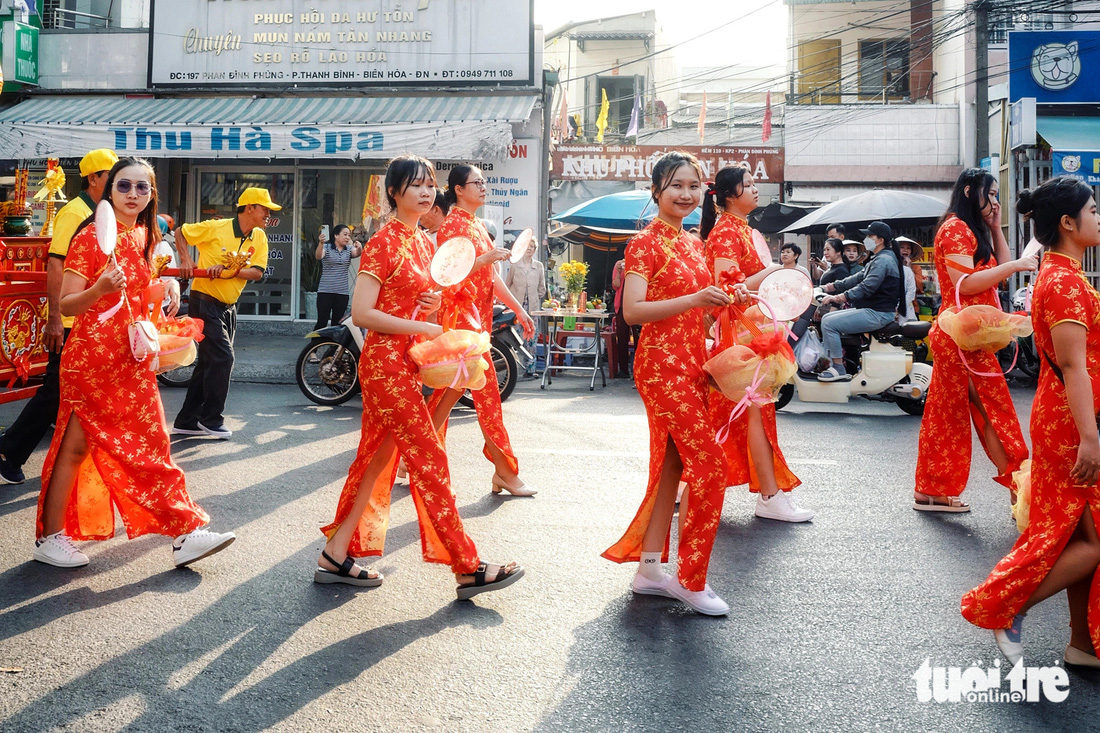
[320,224,330,242]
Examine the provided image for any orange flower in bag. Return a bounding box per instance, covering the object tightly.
[155,315,205,373]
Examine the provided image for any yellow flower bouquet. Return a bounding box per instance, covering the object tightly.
[559,260,589,294]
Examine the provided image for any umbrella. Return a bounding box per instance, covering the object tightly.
[551,190,702,231]
[749,202,818,234]
[780,189,947,234]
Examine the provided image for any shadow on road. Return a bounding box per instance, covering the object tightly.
[1,543,503,733]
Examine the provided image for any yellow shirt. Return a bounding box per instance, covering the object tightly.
[47,191,95,328]
[181,217,269,305]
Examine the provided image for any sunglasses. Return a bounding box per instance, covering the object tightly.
[115,179,152,195]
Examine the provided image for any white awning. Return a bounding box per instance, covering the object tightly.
[0,95,537,162]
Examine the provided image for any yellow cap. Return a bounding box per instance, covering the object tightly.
[236,187,282,210]
[79,149,119,177]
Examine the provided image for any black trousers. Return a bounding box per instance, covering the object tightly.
[175,293,236,429]
[314,292,349,329]
[0,330,68,468]
[614,298,640,377]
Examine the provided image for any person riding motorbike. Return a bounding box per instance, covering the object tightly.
[816,221,905,382]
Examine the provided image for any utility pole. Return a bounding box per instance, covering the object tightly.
[974,0,992,164]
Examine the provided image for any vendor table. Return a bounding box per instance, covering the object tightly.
[530,310,610,391]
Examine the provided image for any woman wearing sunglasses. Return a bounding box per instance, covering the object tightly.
[32,157,235,570]
[427,165,539,497]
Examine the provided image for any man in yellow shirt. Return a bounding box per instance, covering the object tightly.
[0,149,117,484]
[171,187,276,439]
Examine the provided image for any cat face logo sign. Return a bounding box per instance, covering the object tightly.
[1031,41,1081,91]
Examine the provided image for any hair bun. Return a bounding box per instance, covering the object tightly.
[1016,188,1035,217]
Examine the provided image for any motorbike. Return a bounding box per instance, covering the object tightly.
[295,304,531,407]
[997,285,1039,387]
[776,289,932,415]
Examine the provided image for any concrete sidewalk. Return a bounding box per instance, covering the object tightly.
[231,321,316,385]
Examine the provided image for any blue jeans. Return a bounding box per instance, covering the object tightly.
[819,308,896,360]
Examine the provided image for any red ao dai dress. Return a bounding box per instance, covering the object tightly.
[321,218,480,573]
[704,213,801,492]
[428,207,519,475]
[36,222,208,540]
[602,218,729,592]
[914,215,1028,495]
[962,252,1100,652]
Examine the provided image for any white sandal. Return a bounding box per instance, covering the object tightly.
[913,492,970,513]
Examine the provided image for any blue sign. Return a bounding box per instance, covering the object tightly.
[1009,30,1100,103]
[1053,151,1100,185]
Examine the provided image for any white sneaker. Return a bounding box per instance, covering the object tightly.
[33,532,89,568]
[173,528,236,567]
[994,613,1025,665]
[666,580,729,616]
[755,492,815,522]
[632,572,673,598]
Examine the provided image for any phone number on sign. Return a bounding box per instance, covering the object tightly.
[440,69,514,79]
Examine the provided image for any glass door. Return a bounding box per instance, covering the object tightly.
[193,169,296,319]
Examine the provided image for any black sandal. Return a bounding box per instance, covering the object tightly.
[455,562,525,600]
[313,551,384,587]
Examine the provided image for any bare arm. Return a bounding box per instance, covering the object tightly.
[43,257,65,352]
[1051,322,1100,484]
[174,228,195,278]
[314,238,325,261]
[947,253,1036,295]
[622,272,730,326]
[236,266,265,282]
[60,262,124,317]
[352,273,441,337]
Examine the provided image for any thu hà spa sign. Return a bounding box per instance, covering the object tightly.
[149,0,533,88]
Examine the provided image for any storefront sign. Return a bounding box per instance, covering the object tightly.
[1009,30,1100,103]
[149,0,533,88]
[440,139,539,237]
[551,144,784,182]
[1053,151,1100,185]
[1,21,38,87]
[0,120,514,163]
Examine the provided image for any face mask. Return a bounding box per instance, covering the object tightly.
[864,237,875,248]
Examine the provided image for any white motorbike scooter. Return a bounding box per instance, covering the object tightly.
[776,289,933,415]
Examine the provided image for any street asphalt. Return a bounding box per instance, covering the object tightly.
[0,368,1098,732]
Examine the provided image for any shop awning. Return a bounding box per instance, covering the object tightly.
[0,95,537,162]
[1037,116,1100,184]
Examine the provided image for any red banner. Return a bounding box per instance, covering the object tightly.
[551,144,784,183]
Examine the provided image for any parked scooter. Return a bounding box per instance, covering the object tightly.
[998,285,1039,387]
[457,303,532,408]
[777,290,932,415]
[295,304,531,407]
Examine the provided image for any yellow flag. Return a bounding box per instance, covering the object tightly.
[596,89,609,143]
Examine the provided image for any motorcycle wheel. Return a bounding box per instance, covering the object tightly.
[457,342,517,408]
[157,363,195,388]
[296,339,360,406]
[774,383,795,411]
[895,395,926,416]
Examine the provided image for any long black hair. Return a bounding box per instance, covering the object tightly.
[941,168,997,266]
[384,155,436,211]
[443,164,478,207]
[74,156,161,265]
[699,163,751,241]
[1017,176,1094,248]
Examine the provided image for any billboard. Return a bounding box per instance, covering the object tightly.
[1009,30,1100,103]
[552,144,785,183]
[149,0,534,88]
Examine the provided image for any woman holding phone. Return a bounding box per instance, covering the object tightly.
[314,223,362,330]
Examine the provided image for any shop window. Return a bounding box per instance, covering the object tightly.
[859,39,910,100]
[797,40,841,104]
[596,75,643,138]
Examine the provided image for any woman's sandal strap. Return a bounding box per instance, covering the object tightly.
[321,550,375,579]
